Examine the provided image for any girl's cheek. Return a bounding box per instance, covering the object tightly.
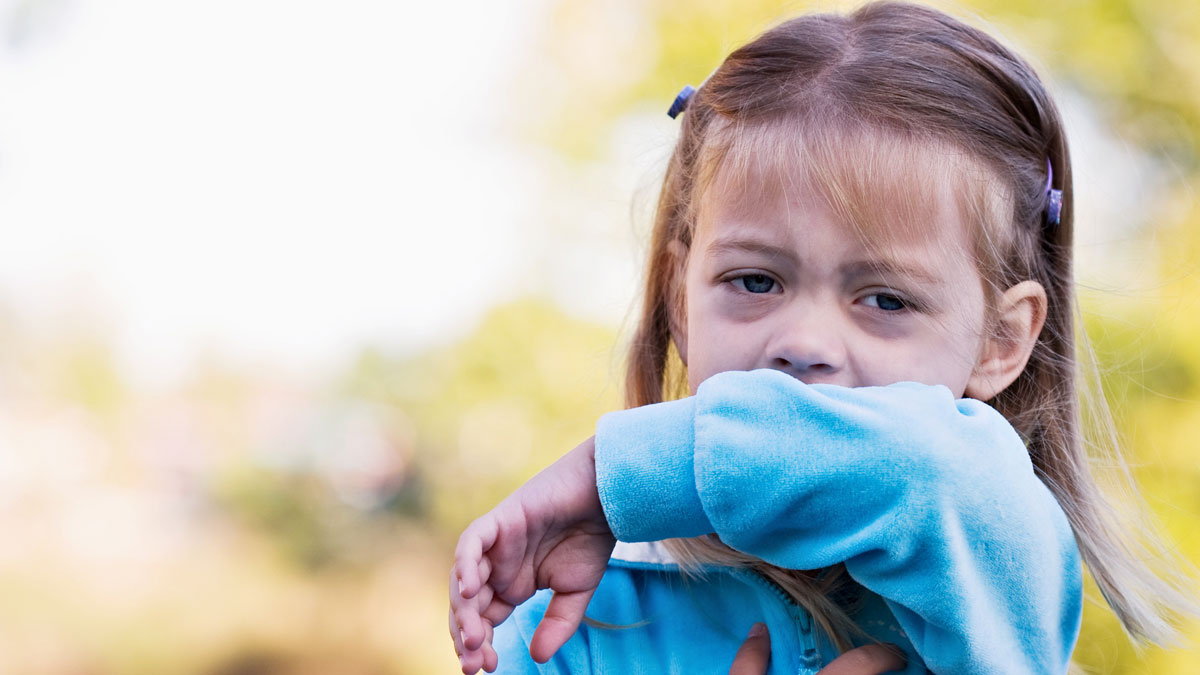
[711,289,779,323]
[853,314,914,342]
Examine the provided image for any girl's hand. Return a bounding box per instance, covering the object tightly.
[449,436,616,674]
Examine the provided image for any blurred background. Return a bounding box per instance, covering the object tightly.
[0,0,1197,672]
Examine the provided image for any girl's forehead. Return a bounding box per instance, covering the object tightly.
[695,121,1007,252]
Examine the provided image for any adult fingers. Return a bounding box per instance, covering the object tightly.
[452,604,500,674]
[817,644,907,675]
[459,644,487,675]
[451,567,491,652]
[448,607,465,659]
[461,583,499,651]
[481,593,516,627]
[449,607,485,675]
[480,620,498,673]
[455,515,499,599]
[485,511,533,597]
[476,555,492,591]
[528,588,597,663]
[729,623,771,675]
[453,573,516,658]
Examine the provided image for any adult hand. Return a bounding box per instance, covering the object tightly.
[729,623,771,675]
[729,623,907,675]
[819,644,907,674]
[450,436,616,674]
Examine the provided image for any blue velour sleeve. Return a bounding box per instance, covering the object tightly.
[594,368,1082,675]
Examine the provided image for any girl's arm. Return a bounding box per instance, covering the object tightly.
[595,368,1082,674]
[452,368,1082,673]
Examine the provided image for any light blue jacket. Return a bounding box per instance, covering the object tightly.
[493,369,1083,674]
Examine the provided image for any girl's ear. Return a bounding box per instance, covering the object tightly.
[665,239,690,365]
[965,280,1048,401]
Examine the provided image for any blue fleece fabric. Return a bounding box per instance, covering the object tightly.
[494,369,1082,674]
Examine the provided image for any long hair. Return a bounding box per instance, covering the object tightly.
[625,0,1191,652]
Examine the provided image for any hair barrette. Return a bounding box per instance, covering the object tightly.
[1045,158,1063,227]
[667,84,696,119]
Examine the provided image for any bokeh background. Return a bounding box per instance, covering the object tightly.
[0,0,1197,672]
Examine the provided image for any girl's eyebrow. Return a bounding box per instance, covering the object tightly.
[841,259,944,286]
[706,237,943,284]
[704,236,799,266]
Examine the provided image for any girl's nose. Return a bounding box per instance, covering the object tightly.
[766,308,847,381]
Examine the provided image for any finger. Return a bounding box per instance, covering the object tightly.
[455,613,491,675]
[477,555,492,589]
[449,565,469,612]
[459,644,486,675]
[449,607,483,675]
[450,568,487,652]
[481,594,516,627]
[456,515,499,598]
[455,549,492,591]
[481,620,498,673]
[817,643,907,675]
[460,583,495,651]
[529,588,596,663]
[448,607,465,659]
[486,513,532,596]
[729,623,770,675]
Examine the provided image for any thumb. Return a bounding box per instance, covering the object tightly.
[529,588,597,663]
[730,623,771,675]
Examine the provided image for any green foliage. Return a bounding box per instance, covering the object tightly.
[215,468,343,571]
[340,299,622,533]
[972,0,1200,163]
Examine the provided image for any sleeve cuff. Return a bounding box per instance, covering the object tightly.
[594,397,713,542]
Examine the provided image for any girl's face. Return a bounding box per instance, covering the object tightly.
[681,176,993,397]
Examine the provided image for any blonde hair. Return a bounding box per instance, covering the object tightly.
[625,0,1193,653]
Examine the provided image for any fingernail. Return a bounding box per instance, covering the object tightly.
[749,622,767,638]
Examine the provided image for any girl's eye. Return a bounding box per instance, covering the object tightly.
[732,274,777,294]
[862,293,908,311]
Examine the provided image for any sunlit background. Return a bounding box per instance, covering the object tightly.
[0,0,1197,672]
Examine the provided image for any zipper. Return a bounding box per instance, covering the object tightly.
[731,568,824,672]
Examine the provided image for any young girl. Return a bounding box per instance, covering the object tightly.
[449,2,1189,673]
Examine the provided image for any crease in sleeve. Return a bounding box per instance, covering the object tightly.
[594,397,712,542]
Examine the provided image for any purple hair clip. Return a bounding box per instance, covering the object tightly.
[1045,158,1063,227]
[667,84,696,119]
